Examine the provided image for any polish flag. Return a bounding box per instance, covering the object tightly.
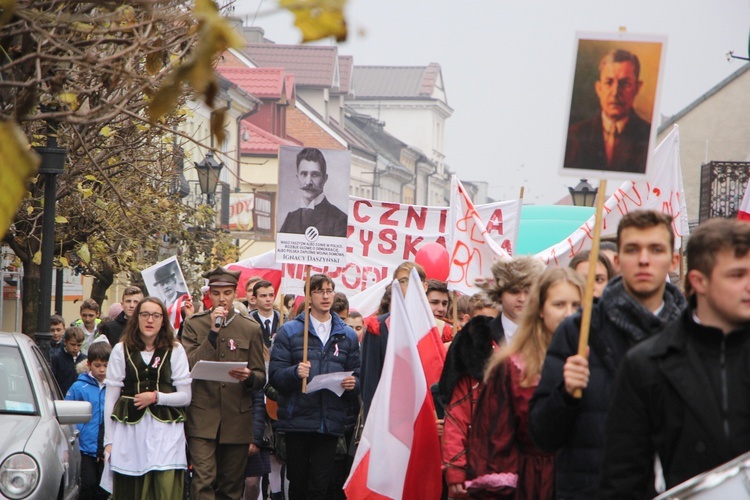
[226,250,283,298]
[167,294,189,332]
[739,179,750,221]
[344,268,443,500]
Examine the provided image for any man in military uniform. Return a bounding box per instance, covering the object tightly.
[182,266,266,500]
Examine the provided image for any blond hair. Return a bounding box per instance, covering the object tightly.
[485,267,584,387]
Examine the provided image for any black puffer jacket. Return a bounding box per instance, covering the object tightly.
[529,277,686,499]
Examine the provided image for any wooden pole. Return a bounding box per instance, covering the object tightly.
[678,243,685,288]
[573,179,607,399]
[519,186,525,200]
[301,265,311,393]
[452,291,458,338]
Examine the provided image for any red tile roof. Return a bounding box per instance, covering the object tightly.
[240,120,299,155]
[242,43,338,88]
[216,66,286,100]
[352,63,441,98]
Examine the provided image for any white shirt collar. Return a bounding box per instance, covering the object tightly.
[601,112,629,136]
[501,313,518,343]
[258,311,275,324]
[310,314,332,346]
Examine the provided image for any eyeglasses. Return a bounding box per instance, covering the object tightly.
[311,289,334,296]
[139,312,163,320]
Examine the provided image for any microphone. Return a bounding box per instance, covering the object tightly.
[214,316,223,329]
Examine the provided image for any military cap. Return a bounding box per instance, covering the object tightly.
[203,266,241,287]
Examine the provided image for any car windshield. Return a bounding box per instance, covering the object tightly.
[0,345,37,414]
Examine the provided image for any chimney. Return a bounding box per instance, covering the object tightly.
[242,26,266,45]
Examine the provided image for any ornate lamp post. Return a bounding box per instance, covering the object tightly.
[194,152,224,206]
[568,178,598,207]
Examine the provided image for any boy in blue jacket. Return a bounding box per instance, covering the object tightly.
[65,341,111,500]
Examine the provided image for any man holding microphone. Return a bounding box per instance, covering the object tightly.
[182,266,266,499]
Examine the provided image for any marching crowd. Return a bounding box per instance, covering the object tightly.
[46,209,750,499]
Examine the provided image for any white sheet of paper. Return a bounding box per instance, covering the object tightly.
[190,360,247,383]
[305,371,353,397]
[100,453,113,493]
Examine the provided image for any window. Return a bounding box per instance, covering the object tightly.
[0,346,37,414]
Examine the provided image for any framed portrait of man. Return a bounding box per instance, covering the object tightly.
[560,32,667,179]
[142,256,189,310]
[275,146,351,266]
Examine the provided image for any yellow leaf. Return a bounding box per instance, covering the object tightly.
[59,256,69,267]
[26,205,33,215]
[55,215,68,223]
[72,22,95,33]
[100,126,114,138]
[148,79,181,123]
[136,124,150,132]
[58,92,79,111]
[77,183,93,199]
[0,0,16,27]
[0,120,41,238]
[78,243,91,264]
[32,251,41,265]
[211,108,227,146]
[280,0,348,43]
[146,51,164,76]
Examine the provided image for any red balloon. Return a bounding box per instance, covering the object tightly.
[415,242,450,281]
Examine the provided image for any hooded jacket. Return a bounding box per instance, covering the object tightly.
[65,371,105,457]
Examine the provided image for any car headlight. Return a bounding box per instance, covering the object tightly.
[0,453,39,499]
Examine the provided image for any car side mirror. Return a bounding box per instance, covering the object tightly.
[54,400,92,425]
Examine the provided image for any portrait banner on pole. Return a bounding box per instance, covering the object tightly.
[275,146,351,266]
[560,31,667,179]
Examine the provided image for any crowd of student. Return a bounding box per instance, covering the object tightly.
[45,209,750,499]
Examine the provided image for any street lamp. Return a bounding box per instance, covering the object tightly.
[194,152,224,206]
[34,120,67,359]
[568,178,598,207]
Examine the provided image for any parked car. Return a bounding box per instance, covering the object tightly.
[0,333,91,499]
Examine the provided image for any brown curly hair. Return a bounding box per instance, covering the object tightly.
[483,256,545,305]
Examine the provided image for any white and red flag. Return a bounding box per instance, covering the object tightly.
[447,176,512,296]
[344,268,443,500]
[167,295,189,332]
[739,178,750,221]
[226,250,283,299]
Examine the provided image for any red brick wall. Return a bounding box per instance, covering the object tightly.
[286,107,346,150]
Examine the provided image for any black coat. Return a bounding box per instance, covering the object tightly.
[600,308,750,498]
[564,110,651,173]
[279,197,348,237]
[98,311,128,345]
[529,277,686,499]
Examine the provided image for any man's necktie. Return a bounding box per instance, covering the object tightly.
[264,319,271,339]
[605,124,620,166]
